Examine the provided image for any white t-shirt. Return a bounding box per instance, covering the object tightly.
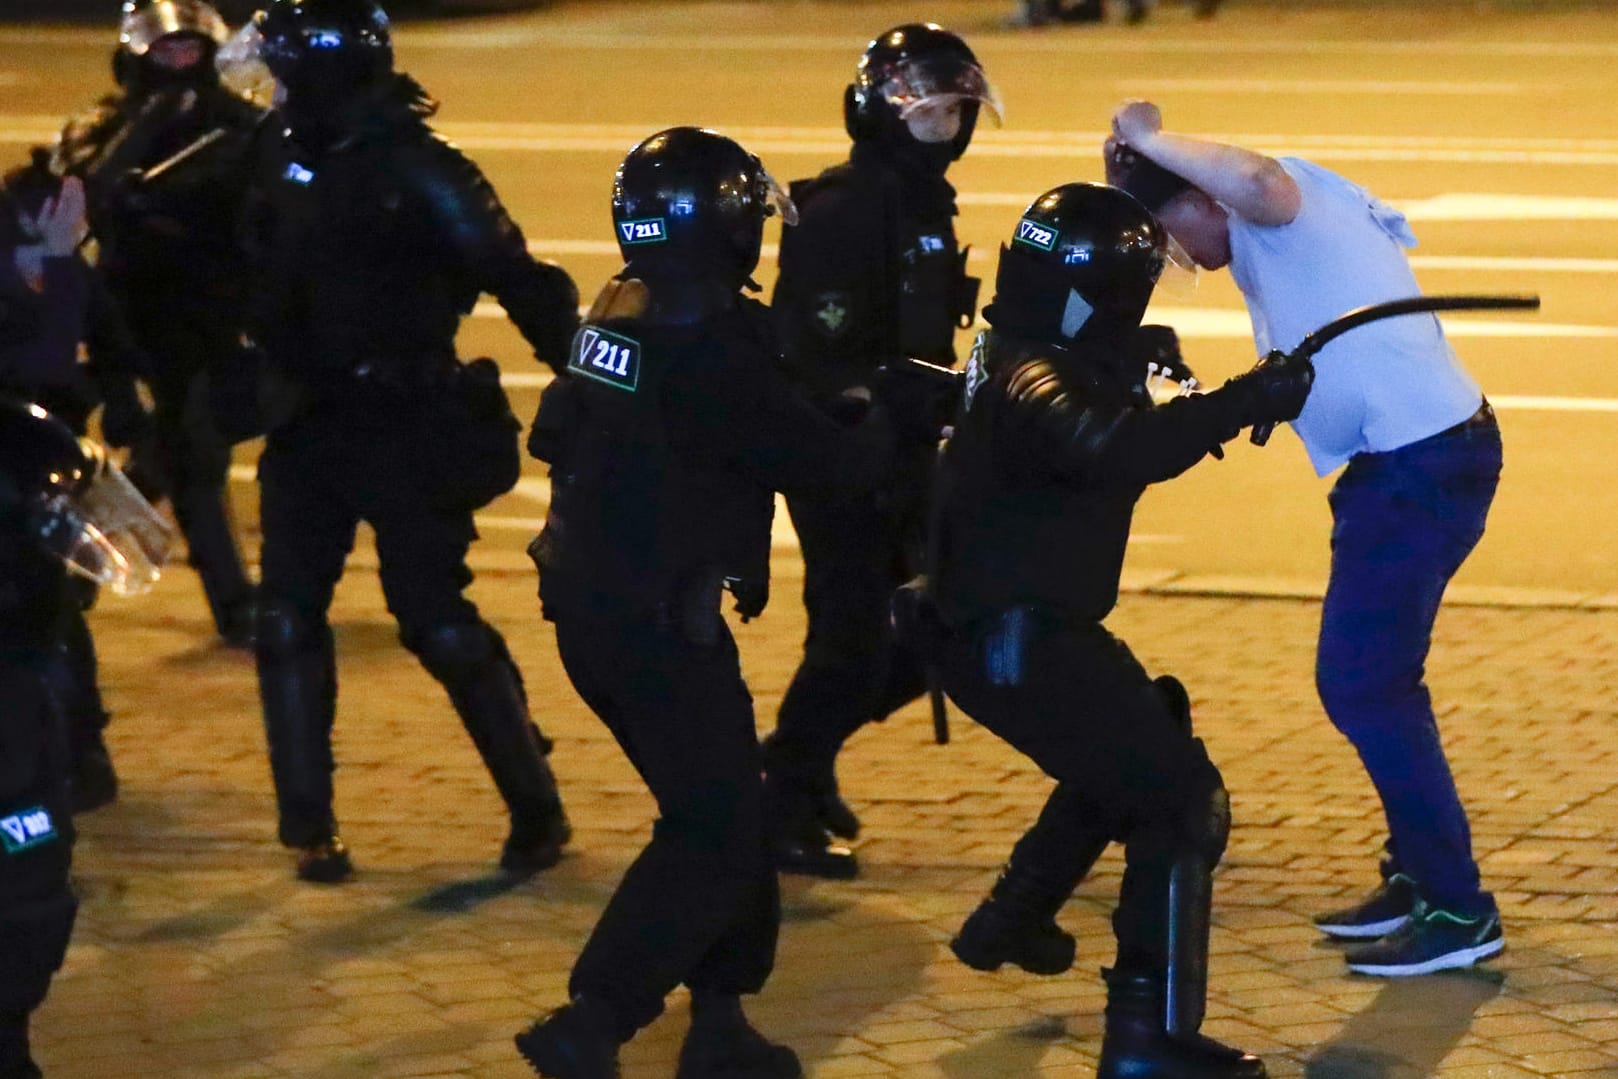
[1226,157,1482,477]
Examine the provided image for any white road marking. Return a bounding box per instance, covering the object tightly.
[1117,78,1538,96]
[7,115,1618,165]
[1141,305,1618,340]
[6,25,1618,58]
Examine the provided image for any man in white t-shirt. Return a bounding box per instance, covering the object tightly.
[1105,99,1504,978]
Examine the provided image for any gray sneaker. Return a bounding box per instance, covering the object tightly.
[1313,873,1417,939]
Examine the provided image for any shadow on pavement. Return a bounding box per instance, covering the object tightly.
[941,1014,1070,1079]
[1304,969,1504,1078]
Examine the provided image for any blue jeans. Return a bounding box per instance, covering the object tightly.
[1316,415,1502,916]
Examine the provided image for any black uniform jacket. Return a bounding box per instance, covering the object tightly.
[530,283,891,622]
[58,79,264,311]
[934,328,1252,629]
[243,75,578,396]
[772,145,972,408]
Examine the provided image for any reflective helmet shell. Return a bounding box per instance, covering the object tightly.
[256,0,393,103]
[0,399,89,518]
[118,0,231,55]
[611,127,781,283]
[995,183,1167,340]
[845,23,993,160]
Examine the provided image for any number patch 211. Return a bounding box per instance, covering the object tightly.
[568,325,642,392]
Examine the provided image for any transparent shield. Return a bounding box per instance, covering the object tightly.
[35,459,174,596]
[1156,232,1201,300]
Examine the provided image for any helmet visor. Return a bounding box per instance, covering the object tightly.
[756,163,798,227]
[880,56,1004,127]
[119,0,229,55]
[34,459,173,596]
[215,21,279,106]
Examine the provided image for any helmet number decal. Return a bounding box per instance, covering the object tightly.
[617,217,667,245]
[568,326,642,392]
[1014,219,1057,252]
[1,806,58,855]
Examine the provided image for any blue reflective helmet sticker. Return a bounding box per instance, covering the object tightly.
[568,325,642,392]
[1014,218,1058,252]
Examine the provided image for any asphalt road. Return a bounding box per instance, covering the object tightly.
[1,0,1615,594]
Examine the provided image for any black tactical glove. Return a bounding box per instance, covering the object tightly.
[872,358,963,445]
[1130,324,1187,380]
[98,393,152,449]
[1220,349,1315,429]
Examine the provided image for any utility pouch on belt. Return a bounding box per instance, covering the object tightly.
[415,357,521,512]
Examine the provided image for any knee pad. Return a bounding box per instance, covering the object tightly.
[1172,766,1230,866]
[255,600,322,663]
[410,620,500,686]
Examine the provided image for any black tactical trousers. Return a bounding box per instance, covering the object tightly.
[552,605,778,1036]
[257,408,482,638]
[256,408,486,844]
[771,487,928,776]
[937,612,1226,973]
[0,659,78,1078]
[134,318,252,629]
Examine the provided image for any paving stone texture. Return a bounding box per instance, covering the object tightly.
[31,539,1618,1078]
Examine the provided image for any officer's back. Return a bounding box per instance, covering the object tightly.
[529,128,893,631]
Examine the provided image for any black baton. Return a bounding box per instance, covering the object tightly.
[1250,293,1540,446]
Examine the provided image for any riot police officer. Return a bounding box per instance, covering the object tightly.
[0,398,170,1079]
[765,23,1001,878]
[237,0,580,884]
[56,0,265,648]
[0,153,148,815]
[516,127,894,1079]
[926,184,1313,1079]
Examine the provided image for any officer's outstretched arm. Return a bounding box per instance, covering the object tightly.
[399,136,580,371]
[999,354,1308,490]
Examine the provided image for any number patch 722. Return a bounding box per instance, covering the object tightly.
[567,325,642,392]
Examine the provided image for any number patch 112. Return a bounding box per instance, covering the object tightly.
[568,325,642,392]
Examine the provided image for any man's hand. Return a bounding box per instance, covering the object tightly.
[1111,99,1163,148]
[23,176,88,257]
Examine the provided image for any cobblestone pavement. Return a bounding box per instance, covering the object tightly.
[33,544,1618,1079]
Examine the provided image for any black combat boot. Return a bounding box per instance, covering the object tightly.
[675,991,801,1079]
[761,735,857,879]
[953,788,1112,975]
[515,996,623,1079]
[177,484,256,649]
[258,603,347,882]
[420,623,571,876]
[1097,968,1265,1079]
[762,771,857,880]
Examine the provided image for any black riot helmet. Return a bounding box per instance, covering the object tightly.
[114,0,231,88]
[845,24,1002,162]
[986,183,1168,344]
[610,127,797,288]
[0,398,172,594]
[254,0,393,116]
